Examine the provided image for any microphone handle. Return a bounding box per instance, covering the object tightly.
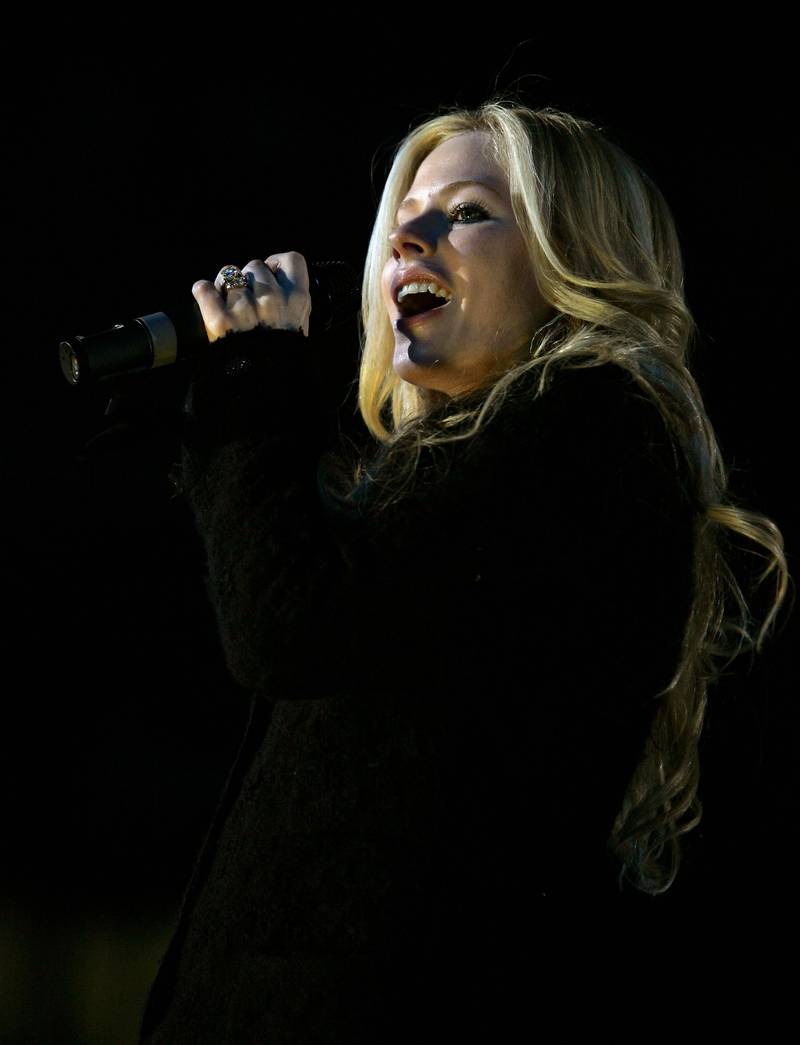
[58,259,360,388]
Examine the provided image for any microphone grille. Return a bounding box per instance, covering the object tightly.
[308,259,362,332]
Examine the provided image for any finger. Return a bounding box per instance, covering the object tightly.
[192,279,230,342]
[265,251,310,296]
[241,258,281,296]
[265,253,311,335]
[235,259,291,331]
[241,255,311,334]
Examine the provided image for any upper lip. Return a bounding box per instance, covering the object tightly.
[391,267,452,307]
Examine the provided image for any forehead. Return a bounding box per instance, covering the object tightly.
[407,130,508,198]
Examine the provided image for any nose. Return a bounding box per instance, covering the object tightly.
[388,215,438,259]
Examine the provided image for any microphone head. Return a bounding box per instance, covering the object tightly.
[307,260,362,332]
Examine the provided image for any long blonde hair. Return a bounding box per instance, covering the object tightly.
[341,98,791,896]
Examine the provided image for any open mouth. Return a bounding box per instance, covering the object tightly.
[397,291,452,327]
[398,301,450,329]
[398,290,449,318]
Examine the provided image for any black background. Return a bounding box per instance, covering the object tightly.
[2,28,797,1042]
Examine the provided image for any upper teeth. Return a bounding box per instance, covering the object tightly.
[397,281,452,304]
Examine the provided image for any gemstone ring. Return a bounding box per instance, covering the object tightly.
[220,265,249,292]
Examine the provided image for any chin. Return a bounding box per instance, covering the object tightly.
[391,366,450,405]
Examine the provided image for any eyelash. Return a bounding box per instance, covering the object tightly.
[392,199,490,234]
[447,200,490,224]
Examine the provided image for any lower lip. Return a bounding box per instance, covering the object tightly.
[397,299,451,329]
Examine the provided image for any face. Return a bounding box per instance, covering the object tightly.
[381,130,555,398]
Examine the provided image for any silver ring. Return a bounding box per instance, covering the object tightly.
[220,265,249,292]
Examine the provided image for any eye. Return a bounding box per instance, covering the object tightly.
[447,200,490,224]
[389,199,491,237]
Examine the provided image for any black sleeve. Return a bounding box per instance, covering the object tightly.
[176,325,697,718]
[175,322,363,699]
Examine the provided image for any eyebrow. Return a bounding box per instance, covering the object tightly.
[397,179,504,214]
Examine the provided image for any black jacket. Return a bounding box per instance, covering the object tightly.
[139,323,698,1042]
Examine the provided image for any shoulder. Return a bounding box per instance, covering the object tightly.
[475,361,672,460]
[478,360,696,514]
[513,360,655,421]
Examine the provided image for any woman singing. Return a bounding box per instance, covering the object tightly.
[139,100,788,1041]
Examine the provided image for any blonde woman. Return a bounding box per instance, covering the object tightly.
[140,100,789,1042]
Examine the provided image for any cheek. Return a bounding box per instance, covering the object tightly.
[503,256,540,321]
[484,275,518,321]
[381,277,394,312]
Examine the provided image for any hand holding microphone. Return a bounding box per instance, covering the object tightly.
[58,257,360,387]
[194,253,314,342]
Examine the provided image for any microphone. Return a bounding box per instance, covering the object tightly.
[58,259,361,388]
